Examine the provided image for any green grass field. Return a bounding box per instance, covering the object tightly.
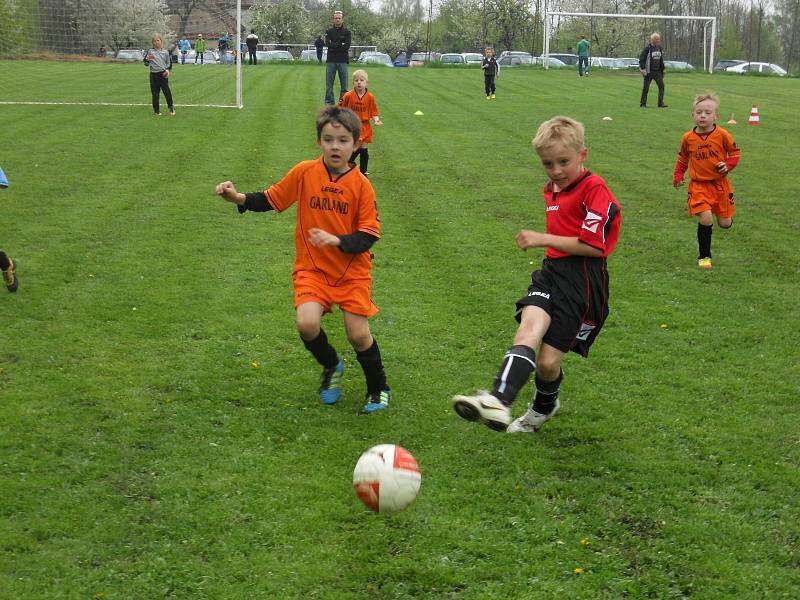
[1,61,799,598]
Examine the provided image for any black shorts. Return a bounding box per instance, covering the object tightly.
[515,256,610,357]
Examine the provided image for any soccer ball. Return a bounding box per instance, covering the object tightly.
[352,444,421,514]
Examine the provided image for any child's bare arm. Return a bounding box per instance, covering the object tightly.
[215,181,245,205]
[308,228,340,247]
[515,230,603,257]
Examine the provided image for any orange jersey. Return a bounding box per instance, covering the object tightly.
[339,89,379,143]
[265,157,381,286]
[676,125,740,182]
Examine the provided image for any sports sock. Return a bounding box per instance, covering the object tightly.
[532,369,563,414]
[492,345,536,406]
[355,338,387,395]
[349,148,362,166]
[0,252,9,271]
[301,329,339,369]
[697,223,713,258]
[360,148,369,173]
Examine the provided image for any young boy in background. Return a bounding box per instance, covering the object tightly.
[481,47,499,98]
[338,69,382,176]
[673,93,741,269]
[452,116,621,433]
[214,106,392,413]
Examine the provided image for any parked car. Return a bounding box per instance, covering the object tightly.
[359,52,393,67]
[462,52,483,65]
[499,55,536,67]
[409,52,440,66]
[183,50,218,64]
[393,52,409,67]
[714,59,746,71]
[547,53,578,65]
[115,49,144,61]
[532,56,566,68]
[261,50,294,62]
[618,57,640,69]
[299,48,326,61]
[439,53,466,65]
[500,50,534,61]
[590,57,627,69]
[664,60,695,71]
[726,61,787,76]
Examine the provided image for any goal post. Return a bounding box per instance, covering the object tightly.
[542,10,717,73]
[0,0,243,109]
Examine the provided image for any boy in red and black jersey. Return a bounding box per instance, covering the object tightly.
[673,93,740,269]
[214,106,391,414]
[453,116,621,433]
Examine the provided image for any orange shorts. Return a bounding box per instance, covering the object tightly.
[293,272,378,317]
[360,122,373,144]
[687,178,735,218]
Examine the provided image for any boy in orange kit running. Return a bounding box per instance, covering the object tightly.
[673,93,741,269]
[338,69,382,175]
[214,106,391,413]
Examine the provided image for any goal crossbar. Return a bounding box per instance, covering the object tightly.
[543,11,717,73]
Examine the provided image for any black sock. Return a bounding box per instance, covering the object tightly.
[360,148,369,173]
[355,338,387,395]
[0,252,9,271]
[491,345,536,406]
[532,369,563,414]
[349,148,361,165]
[697,223,712,259]
[301,329,339,369]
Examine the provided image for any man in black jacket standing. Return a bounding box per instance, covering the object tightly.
[324,11,351,105]
[639,32,667,108]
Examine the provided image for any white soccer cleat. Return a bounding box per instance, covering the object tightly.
[507,398,560,433]
[451,391,511,432]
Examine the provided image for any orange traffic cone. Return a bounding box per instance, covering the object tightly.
[726,112,737,125]
[748,104,760,125]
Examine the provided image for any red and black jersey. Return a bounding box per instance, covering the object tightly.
[542,169,621,259]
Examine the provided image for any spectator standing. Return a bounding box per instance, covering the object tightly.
[324,11,351,105]
[481,47,499,99]
[639,32,667,108]
[246,30,259,65]
[314,35,325,63]
[179,36,191,64]
[577,34,590,77]
[218,32,230,64]
[195,34,207,63]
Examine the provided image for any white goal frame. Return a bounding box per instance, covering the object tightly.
[543,10,717,73]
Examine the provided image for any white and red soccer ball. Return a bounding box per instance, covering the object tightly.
[353,444,421,514]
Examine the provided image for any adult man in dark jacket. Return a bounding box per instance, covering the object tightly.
[246,30,259,65]
[314,36,325,63]
[324,11,351,105]
[639,32,667,108]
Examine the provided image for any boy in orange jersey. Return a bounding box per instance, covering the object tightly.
[338,69,382,175]
[214,106,391,413]
[673,93,741,269]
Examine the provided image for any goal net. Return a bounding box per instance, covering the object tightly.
[543,11,716,73]
[0,0,243,108]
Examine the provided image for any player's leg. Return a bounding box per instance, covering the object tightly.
[484,75,491,98]
[297,301,344,404]
[325,63,336,105]
[149,73,161,114]
[0,251,18,292]
[508,343,564,433]
[343,311,390,413]
[696,210,713,268]
[359,142,369,175]
[160,77,175,115]
[452,305,550,431]
[640,75,651,107]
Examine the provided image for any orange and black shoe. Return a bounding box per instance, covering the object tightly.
[2,257,18,292]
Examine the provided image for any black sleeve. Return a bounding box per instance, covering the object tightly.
[236,192,274,214]
[337,231,378,253]
[344,29,351,51]
[638,46,648,69]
